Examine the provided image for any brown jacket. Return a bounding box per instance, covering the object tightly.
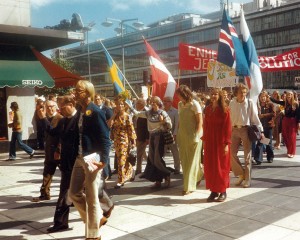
[258,102,275,129]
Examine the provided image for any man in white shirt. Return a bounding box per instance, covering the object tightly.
[163,96,180,174]
[229,83,263,188]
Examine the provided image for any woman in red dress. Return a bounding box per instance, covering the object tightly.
[202,88,232,202]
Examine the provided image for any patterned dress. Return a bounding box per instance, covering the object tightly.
[111,114,137,184]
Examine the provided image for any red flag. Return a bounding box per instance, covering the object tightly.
[143,38,179,108]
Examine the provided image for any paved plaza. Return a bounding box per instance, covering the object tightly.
[0,138,300,240]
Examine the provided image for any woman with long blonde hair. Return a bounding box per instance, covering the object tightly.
[254,91,275,164]
[271,91,300,158]
[271,91,284,149]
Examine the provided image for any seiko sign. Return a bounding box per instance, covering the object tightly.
[22,80,43,86]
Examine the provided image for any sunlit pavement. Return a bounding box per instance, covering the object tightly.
[0,137,300,240]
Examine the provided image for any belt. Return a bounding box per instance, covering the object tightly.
[233,125,248,128]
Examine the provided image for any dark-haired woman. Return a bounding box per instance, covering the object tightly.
[176,85,204,195]
[202,88,231,202]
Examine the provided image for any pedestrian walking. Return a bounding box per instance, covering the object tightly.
[8,102,35,161]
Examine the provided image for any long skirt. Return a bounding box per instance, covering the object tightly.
[282,117,298,155]
[143,132,171,182]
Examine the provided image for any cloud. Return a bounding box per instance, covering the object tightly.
[107,0,250,13]
[31,0,56,8]
[107,0,221,13]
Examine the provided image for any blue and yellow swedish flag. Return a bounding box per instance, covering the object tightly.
[103,47,125,94]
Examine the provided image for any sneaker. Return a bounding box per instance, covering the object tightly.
[235,175,244,186]
[29,150,35,159]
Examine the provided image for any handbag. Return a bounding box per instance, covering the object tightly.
[247,99,262,142]
[127,148,137,166]
[247,125,261,142]
[163,130,174,145]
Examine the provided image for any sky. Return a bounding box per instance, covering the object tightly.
[30,0,252,45]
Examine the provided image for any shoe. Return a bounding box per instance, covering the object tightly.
[182,191,192,196]
[135,170,141,175]
[196,180,201,187]
[243,180,251,188]
[99,216,108,227]
[216,192,227,202]
[129,176,135,182]
[103,204,114,218]
[32,195,51,202]
[207,192,219,202]
[174,170,180,175]
[267,158,273,163]
[47,224,69,233]
[29,150,35,159]
[139,173,146,179]
[114,183,124,189]
[235,175,244,186]
[150,181,161,189]
[287,154,294,158]
[165,175,171,188]
[255,161,262,165]
[6,158,16,161]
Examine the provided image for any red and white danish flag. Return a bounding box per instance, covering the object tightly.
[143,38,179,108]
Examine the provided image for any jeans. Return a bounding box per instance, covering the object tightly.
[9,131,34,159]
[254,128,274,163]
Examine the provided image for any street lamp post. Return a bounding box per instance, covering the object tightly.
[82,21,95,81]
[102,18,144,88]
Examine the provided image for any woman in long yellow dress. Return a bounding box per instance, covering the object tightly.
[176,85,204,195]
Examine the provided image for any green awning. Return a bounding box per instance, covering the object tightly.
[0,59,54,88]
[0,45,54,88]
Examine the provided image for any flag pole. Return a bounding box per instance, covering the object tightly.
[99,40,139,99]
[178,69,181,85]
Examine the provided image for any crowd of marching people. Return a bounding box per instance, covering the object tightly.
[7,80,300,240]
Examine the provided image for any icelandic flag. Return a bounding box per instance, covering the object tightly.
[143,38,179,107]
[218,9,249,76]
[240,9,263,103]
[102,44,125,94]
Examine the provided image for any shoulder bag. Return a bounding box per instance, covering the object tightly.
[247,99,262,142]
[163,130,174,145]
